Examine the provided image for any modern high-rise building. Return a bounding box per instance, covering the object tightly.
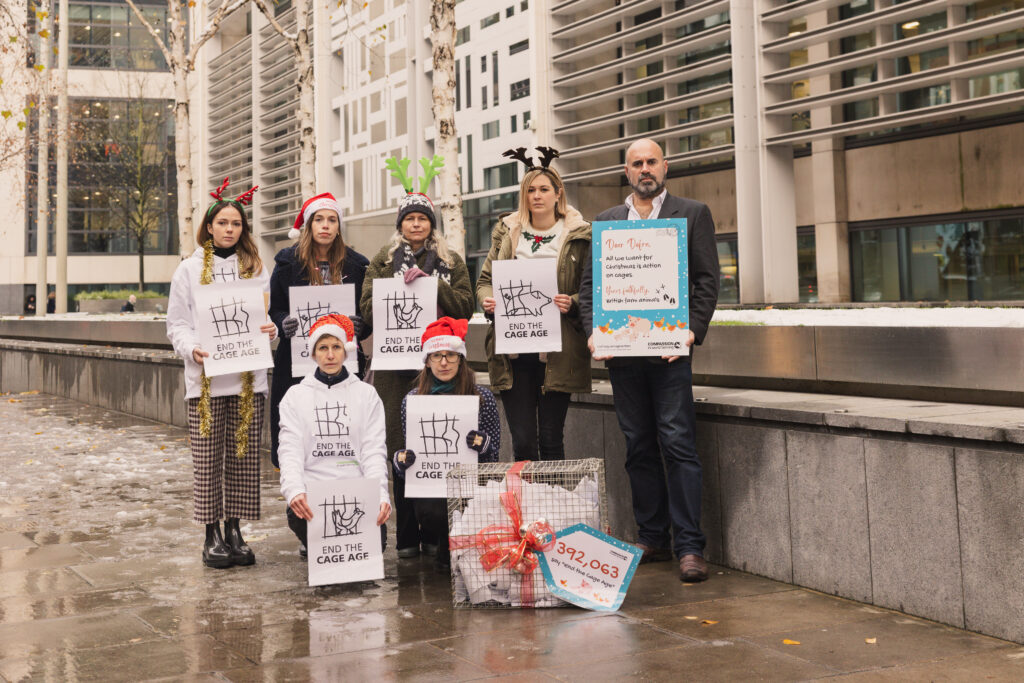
[3,0,1021,314]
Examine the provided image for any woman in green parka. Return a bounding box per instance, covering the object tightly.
[477,148,592,462]
[359,171,474,558]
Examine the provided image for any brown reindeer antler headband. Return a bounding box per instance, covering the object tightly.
[502,146,561,171]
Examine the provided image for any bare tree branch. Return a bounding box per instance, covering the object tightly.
[122,0,175,68]
[251,0,298,46]
[187,0,250,70]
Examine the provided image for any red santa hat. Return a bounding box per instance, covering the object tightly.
[421,317,468,362]
[308,313,357,358]
[290,193,342,240]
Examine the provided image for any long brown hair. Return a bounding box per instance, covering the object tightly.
[197,203,263,276]
[297,213,348,284]
[414,356,478,397]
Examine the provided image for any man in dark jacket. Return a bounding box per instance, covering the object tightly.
[579,138,720,583]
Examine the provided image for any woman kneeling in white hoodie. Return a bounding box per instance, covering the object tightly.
[278,314,391,556]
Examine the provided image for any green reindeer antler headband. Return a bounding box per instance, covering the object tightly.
[385,155,445,195]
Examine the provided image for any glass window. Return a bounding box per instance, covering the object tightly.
[480,13,499,29]
[61,0,169,72]
[455,26,470,46]
[797,231,818,302]
[507,7,514,18]
[851,217,1024,302]
[716,238,739,304]
[509,39,529,55]
[510,78,530,100]
[482,120,500,140]
[26,97,178,256]
[483,162,518,190]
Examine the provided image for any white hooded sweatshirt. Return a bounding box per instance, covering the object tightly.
[166,246,271,399]
[278,371,388,505]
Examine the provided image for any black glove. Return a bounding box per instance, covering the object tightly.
[282,316,299,338]
[350,314,366,340]
[465,430,490,454]
[392,449,416,479]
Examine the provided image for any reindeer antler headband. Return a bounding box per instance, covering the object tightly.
[502,146,561,172]
[206,177,260,217]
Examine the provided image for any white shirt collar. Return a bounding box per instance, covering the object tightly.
[625,189,667,220]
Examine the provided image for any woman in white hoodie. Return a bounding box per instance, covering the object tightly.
[278,314,391,555]
[166,180,277,569]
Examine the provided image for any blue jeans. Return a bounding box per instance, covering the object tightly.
[608,360,704,558]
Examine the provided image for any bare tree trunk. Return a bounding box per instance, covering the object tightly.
[295,0,315,197]
[168,1,194,256]
[125,0,247,257]
[428,0,464,258]
[34,0,51,315]
[138,235,146,290]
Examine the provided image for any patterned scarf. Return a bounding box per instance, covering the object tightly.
[198,239,256,458]
[391,242,452,284]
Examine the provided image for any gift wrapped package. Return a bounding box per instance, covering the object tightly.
[447,459,608,608]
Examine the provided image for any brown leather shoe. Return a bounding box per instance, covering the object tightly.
[679,554,708,582]
[636,543,672,564]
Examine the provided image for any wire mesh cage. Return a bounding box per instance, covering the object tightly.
[447,458,608,608]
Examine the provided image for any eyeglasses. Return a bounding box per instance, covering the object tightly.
[428,351,461,363]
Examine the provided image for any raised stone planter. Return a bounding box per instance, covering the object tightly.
[76,298,169,313]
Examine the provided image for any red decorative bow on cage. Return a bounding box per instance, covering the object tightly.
[449,461,557,605]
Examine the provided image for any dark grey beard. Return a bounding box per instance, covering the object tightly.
[631,178,665,200]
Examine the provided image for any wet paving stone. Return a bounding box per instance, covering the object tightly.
[1,393,1022,681]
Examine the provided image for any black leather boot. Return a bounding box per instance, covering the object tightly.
[224,518,255,566]
[202,522,232,568]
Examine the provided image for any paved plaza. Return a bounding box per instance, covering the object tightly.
[1,392,1022,682]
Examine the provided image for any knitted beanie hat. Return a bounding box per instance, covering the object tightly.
[290,192,342,240]
[308,313,357,357]
[396,192,436,234]
[421,317,468,362]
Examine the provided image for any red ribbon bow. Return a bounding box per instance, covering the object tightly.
[450,461,557,605]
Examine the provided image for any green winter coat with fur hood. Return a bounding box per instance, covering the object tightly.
[476,207,592,394]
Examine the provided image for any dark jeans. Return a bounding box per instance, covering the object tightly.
[500,354,571,461]
[286,506,387,551]
[413,498,450,564]
[608,360,705,558]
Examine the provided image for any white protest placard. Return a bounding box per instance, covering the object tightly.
[193,280,274,377]
[289,284,357,377]
[404,394,478,498]
[537,524,643,611]
[371,276,438,370]
[305,477,384,586]
[492,259,562,354]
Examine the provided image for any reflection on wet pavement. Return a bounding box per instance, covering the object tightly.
[1,393,1021,681]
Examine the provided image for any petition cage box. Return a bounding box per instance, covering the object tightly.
[447,459,608,608]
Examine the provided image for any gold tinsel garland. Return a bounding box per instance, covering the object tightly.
[198,239,256,457]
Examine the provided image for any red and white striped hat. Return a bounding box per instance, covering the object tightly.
[289,192,342,240]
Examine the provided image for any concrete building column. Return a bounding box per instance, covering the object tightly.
[731,0,798,304]
[808,10,850,302]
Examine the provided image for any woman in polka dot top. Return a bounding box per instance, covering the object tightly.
[393,317,501,572]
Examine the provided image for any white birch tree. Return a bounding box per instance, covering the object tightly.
[251,0,315,199]
[123,0,248,256]
[428,0,464,258]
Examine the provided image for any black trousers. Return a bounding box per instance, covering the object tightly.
[286,506,387,551]
[500,354,571,461]
[413,498,450,563]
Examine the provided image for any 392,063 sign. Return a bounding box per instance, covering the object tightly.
[537,524,642,611]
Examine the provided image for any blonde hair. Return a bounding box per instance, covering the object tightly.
[515,168,567,228]
[197,203,263,276]
[296,212,347,284]
[385,227,453,267]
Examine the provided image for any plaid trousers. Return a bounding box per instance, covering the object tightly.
[187,393,264,524]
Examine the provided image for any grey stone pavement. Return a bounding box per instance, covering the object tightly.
[1,392,1023,682]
